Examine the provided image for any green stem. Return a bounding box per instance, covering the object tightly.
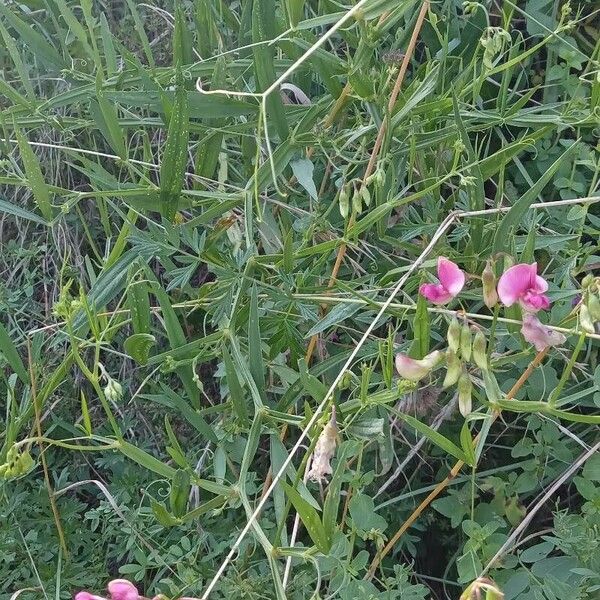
[487,303,500,359]
[548,333,586,408]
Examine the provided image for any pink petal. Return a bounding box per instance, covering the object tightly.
[437,257,465,296]
[520,292,550,312]
[533,274,548,294]
[107,580,139,600]
[395,351,441,381]
[521,314,566,351]
[497,263,538,306]
[419,283,453,305]
[74,594,107,600]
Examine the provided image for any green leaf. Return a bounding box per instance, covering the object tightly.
[394,411,471,465]
[492,142,579,255]
[151,500,181,526]
[0,195,48,225]
[323,443,351,541]
[127,278,151,335]
[124,334,156,366]
[290,158,318,200]
[223,345,249,425]
[460,421,476,467]
[159,72,189,221]
[283,482,331,553]
[0,322,28,384]
[14,126,53,221]
[90,73,127,159]
[118,440,176,478]
[248,286,267,403]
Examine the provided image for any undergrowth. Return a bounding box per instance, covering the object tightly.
[0,0,599,599]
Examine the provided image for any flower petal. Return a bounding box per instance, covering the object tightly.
[107,580,139,600]
[520,292,550,312]
[395,351,441,381]
[437,257,465,296]
[75,594,107,600]
[533,274,548,294]
[497,263,537,306]
[419,283,453,305]
[521,314,566,351]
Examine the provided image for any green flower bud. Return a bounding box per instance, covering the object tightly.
[339,184,350,218]
[443,350,461,388]
[482,260,498,309]
[447,317,461,353]
[580,304,595,334]
[460,323,472,362]
[458,371,473,417]
[104,378,123,403]
[587,292,600,321]
[472,330,488,370]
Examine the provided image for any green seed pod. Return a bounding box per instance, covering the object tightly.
[361,185,371,207]
[580,304,595,334]
[447,317,461,353]
[482,260,498,309]
[443,350,461,388]
[339,184,350,218]
[587,292,600,321]
[472,330,488,370]
[458,371,473,417]
[460,323,472,362]
[352,188,362,214]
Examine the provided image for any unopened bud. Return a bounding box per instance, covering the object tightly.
[339,184,350,218]
[352,188,362,214]
[472,330,488,370]
[458,371,473,417]
[395,350,442,382]
[581,274,594,289]
[587,292,600,321]
[104,378,123,402]
[460,577,504,600]
[482,261,498,309]
[447,318,461,353]
[460,323,472,362]
[580,304,595,334]
[443,350,461,388]
[361,185,371,206]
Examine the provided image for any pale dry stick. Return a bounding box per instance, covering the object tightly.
[199,211,459,599]
[365,349,549,580]
[481,440,600,577]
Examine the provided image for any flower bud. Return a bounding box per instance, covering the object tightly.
[581,273,594,289]
[587,292,600,321]
[460,323,472,362]
[580,304,595,334]
[460,577,504,600]
[458,371,473,417]
[443,350,461,388]
[472,330,488,370]
[482,260,498,309]
[395,350,442,382]
[352,188,362,214]
[338,184,350,218]
[104,378,123,403]
[447,317,461,353]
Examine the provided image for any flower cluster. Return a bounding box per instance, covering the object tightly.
[395,256,570,415]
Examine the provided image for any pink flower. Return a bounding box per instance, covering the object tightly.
[107,581,140,600]
[395,350,442,382]
[497,263,550,312]
[419,257,465,304]
[75,594,107,600]
[521,314,566,351]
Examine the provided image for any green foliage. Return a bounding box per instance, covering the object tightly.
[0,0,598,598]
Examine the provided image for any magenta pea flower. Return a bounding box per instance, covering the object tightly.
[521,314,566,351]
[107,581,140,600]
[497,263,550,312]
[419,257,465,305]
[75,594,107,600]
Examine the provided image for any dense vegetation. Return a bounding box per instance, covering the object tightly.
[0,0,599,599]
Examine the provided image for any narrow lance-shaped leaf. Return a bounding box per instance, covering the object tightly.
[159,71,190,222]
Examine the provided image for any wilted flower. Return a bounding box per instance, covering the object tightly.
[395,350,442,382]
[307,409,338,483]
[443,350,461,388]
[521,314,566,351]
[460,577,504,599]
[472,330,488,370]
[419,257,465,305]
[458,370,473,417]
[447,317,461,353]
[497,263,550,312]
[104,378,123,403]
